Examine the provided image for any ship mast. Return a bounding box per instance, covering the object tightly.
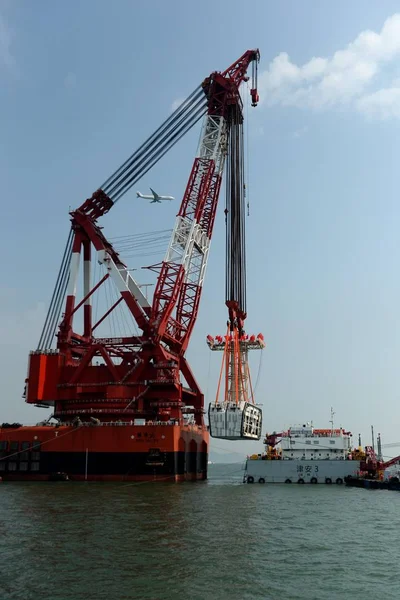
[329,407,335,436]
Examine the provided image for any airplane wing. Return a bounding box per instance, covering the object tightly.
[149,187,159,199]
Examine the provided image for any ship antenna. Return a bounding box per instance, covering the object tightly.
[330,407,335,435]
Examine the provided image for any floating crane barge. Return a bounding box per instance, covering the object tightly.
[0,50,261,482]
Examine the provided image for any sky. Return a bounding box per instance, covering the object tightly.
[2,0,400,461]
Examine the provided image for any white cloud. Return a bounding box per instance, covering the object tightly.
[259,13,400,118]
[0,12,15,71]
[356,87,400,119]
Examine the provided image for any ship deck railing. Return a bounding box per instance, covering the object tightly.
[33,420,207,430]
[247,454,355,461]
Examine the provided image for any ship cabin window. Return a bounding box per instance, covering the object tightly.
[31,462,40,472]
[0,461,5,471]
[20,442,31,460]
[329,440,335,445]
[305,441,311,445]
[0,441,7,459]
[10,442,19,451]
[32,441,41,451]
[20,462,29,471]
[8,462,17,471]
[31,452,40,461]
[313,441,319,445]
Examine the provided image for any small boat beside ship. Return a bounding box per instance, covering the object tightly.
[244,420,364,484]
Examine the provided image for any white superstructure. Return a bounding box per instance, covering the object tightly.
[244,421,362,484]
[279,424,353,460]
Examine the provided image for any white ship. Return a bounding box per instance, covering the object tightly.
[244,419,363,484]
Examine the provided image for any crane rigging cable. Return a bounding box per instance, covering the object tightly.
[225,103,247,325]
[100,87,207,202]
[100,87,203,191]
[112,229,172,260]
[111,228,172,242]
[37,229,73,350]
[111,229,172,250]
[111,103,206,203]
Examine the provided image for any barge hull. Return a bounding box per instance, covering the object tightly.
[0,423,208,482]
[245,459,361,483]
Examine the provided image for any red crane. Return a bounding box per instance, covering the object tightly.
[359,446,400,479]
[25,50,261,435]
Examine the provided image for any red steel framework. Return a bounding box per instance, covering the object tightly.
[25,50,260,429]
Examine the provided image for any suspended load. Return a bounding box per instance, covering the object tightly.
[208,328,264,440]
[208,401,262,440]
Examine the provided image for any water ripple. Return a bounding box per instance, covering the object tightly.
[1,465,400,599]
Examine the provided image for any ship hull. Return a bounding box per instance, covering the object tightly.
[0,423,209,482]
[244,459,361,484]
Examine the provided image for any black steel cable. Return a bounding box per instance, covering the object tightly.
[103,91,206,199]
[37,229,73,350]
[111,101,206,202]
[101,86,204,192]
[111,228,172,242]
[105,94,204,197]
[115,236,171,251]
[225,103,247,319]
[112,103,206,202]
[43,248,72,349]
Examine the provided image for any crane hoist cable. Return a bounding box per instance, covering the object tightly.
[102,87,207,202]
[111,102,206,202]
[37,229,73,350]
[225,102,247,327]
[100,86,203,191]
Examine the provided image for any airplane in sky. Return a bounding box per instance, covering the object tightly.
[136,188,175,203]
